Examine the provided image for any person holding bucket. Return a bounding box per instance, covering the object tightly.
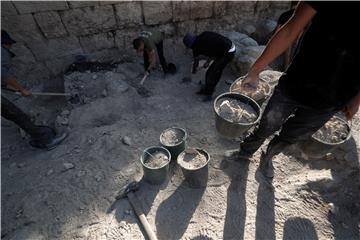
[235,2,360,178]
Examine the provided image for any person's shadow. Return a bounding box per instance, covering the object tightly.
[221,157,250,240]
[155,180,206,239]
[255,169,275,240]
[283,217,318,240]
[304,136,360,240]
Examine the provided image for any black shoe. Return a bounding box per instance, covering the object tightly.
[30,132,68,150]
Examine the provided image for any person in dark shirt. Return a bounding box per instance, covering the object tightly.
[1,30,68,150]
[236,2,360,178]
[133,30,168,78]
[183,31,236,101]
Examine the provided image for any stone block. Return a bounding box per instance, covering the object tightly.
[142,1,172,25]
[79,32,115,53]
[115,29,138,50]
[214,1,227,18]
[190,1,213,20]
[27,36,83,61]
[227,1,256,20]
[1,14,43,43]
[176,20,196,37]
[195,19,217,34]
[68,1,99,8]
[12,1,69,14]
[60,5,117,36]
[11,44,36,63]
[146,23,176,38]
[34,11,68,39]
[114,2,142,27]
[172,1,191,22]
[1,1,18,16]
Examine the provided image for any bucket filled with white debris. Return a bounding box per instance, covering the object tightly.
[160,127,187,160]
[214,92,261,139]
[177,148,210,188]
[230,76,271,104]
[259,70,283,87]
[141,146,171,185]
[298,116,351,158]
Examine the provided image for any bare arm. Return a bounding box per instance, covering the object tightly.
[146,49,157,73]
[4,76,31,96]
[343,91,360,120]
[242,2,317,88]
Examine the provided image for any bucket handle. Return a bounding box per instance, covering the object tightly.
[144,150,156,160]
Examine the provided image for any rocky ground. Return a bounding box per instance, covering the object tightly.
[1,38,359,240]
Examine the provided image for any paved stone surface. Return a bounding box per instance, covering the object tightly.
[34,11,68,39]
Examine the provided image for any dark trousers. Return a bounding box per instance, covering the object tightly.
[1,96,55,145]
[203,51,235,95]
[241,87,338,157]
[144,41,168,73]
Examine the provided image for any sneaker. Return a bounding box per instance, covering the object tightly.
[30,132,68,150]
[45,132,68,150]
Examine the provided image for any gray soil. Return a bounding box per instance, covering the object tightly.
[217,98,258,123]
[160,128,184,146]
[1,39,359,240]
[178,149,208,170]
[313,117,349,143]
[143,151,169,169]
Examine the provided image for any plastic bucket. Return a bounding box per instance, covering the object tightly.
[213,92,261,139]
[140,146,171,185]
[298,116,351,158]
[177,148,210,188]
[229,76,271,105]
[160,127,187,160]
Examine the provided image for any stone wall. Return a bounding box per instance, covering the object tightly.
[1,1,290,88]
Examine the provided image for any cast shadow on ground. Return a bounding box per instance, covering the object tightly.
[255,169,275,240]
[304,136,359,240]
[220,157,249,240]
[283,217,318,240]
[155,180,206,240]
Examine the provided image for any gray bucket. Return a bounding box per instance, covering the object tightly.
[160,127,187,160]
[229,76,271,105]
[298,117,351,159]
[140,146,171,185]
[177,148,210,188]
[213,92,261,139]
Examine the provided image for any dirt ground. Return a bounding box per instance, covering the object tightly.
[1,39,359,240]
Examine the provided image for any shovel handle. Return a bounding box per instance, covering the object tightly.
[140,74,148,85]
[127,192,158,240]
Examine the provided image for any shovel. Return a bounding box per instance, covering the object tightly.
[2,88,71,97]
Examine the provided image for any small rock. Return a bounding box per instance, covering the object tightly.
[95,175,102,182]
[17,162,26,168]
[76,171,86,177]
[46,169,54,176]
[124,209,132,215]
[61,110,70,116]
[101,89,108,97]
[328,202,338,215]
[79,206,86,211]
[56,116,69,126]
[122,136,131,146]
[63,163,75,171]
[92,74,97,79]
[19,128,27,139]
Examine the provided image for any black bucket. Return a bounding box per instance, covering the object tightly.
[298,116,351,158]
[214,92,261,139]
[177,148,210,188]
